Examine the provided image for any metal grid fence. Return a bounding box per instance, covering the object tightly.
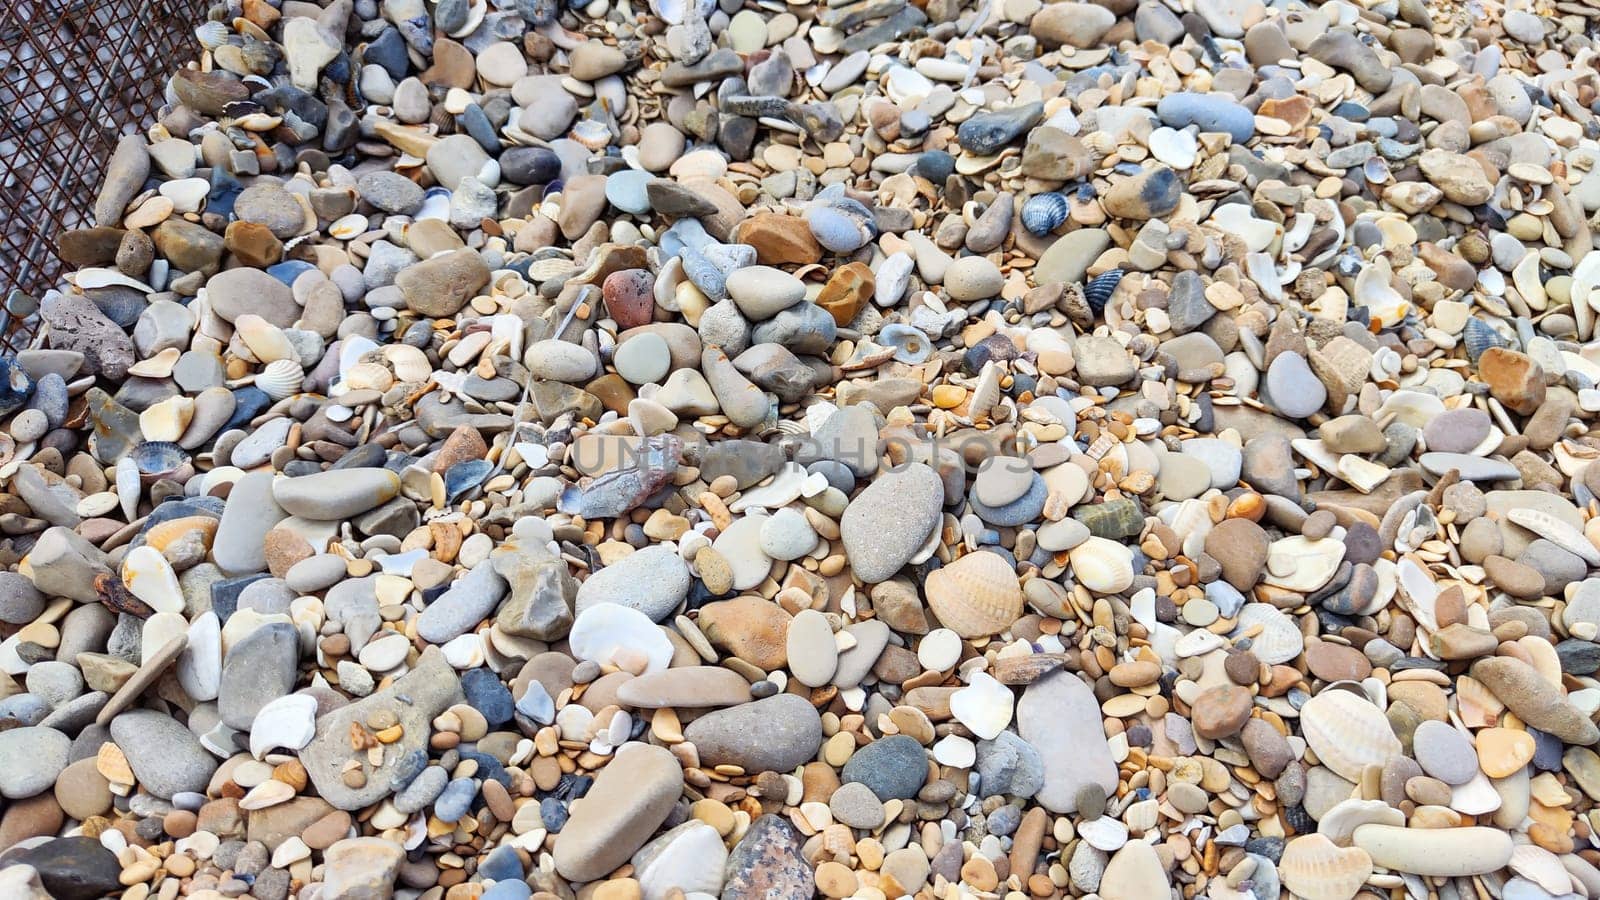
[0,0,208,352]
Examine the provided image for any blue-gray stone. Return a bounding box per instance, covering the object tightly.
[540,796,569,832]
[434,777,478,822]
[1156,93,1255,143]
[462,667,514,727]
[968,474,1048,527]
[515,681,555,724]
[841,734,927,800]
[958,102,1045,155]
[479,844,525,883]
[976,731,1044,799]
[394,765,448,814]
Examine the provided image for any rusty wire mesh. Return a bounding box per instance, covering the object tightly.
[0,0,208,353]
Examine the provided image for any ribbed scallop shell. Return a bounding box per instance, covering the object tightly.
[1232,603,1303,664]
[924,551,1023,638]
[1300,689,1401,781]
[1021,192,1069,236]
[1278,834,1373,900]
[1463,316,1509,363]
[256,358,303,400]
[1084,267,1124,315]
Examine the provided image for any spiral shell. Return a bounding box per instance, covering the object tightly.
[256,358,304,400]
[1299,689,1402,781]
[1021,192,1069,236]
[1084,268,1124,315]
[1278,834,1373,900]
[924,551,1023,638]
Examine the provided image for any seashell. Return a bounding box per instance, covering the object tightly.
[329,213,369,240]
[70,267,154,292]
[568,603,673,674]
[1299,688,1402,781]
[235,314,295,363]
[1068,536,1135,594]
[570,118,614,151]
[416,187,451,221]
[382,344,433,383]
[1083,268,1124,316]
[256,358,304,400]
[1278,834,1373,900]
[122,545,186,614]
[195,20,232,49]
[924,550,1024,638]
[968,360,1002,420]
[879,323,932,364]
[116,457,141,520]
[1508,843,1572,895]
[444,459,494,502]
[0,357,35,417]
[127,347,181,379]
[1316,798,1404,847]
[1232,602,1304,664]
[130,441,193,485]
[249,693,317,760]
[1021,192,1069,236]
[1462,316,1510,363]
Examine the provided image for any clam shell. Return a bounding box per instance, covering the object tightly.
[924,551,1023,638]
[1084,267,1124,315]
[1300,689,1401,781]
[1463,317,1510,363]
[1021,192,1069,236]
[1278,834,1373,900]
[256,358,304,400]
[1232,603,1304,664]
[1508,843,1572,895]
[1067,536,1134,594]
[116,457,141,520]
[568,603,673,674]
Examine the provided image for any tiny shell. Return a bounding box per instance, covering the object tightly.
[1278,834,1373,900]
[1299,689,1402,781]
[924,551,1023,638]
[116,457,141,521]
[1083,268,1123,315]
[1316,798,1404,847]
[256,358,304,400]
[127,347,181,378]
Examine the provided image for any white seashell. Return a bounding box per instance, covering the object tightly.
[1148,126,1198,169]
[1449,770,1503,816]
[256,358,304,400]
[1278,834,1373,900]
[1508,843,1574,895]
[71,267,154,292]
[249,693,318,759]
[568,603,673,674]
[1260,535,1344,592]
[329,213,369,240]
[948,672,1014,740]
[1076,816,1128,852]
[123,545,186,614]
[382,344,433,383]
[76,492,120,518]
[1317,798,1404,847]
[1300,689,1401,781]
[1232,603,1304,664]
[1068,537,1134,594]
[116,457,141,521]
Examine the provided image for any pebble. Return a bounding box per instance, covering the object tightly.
[3,3,1597,896]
